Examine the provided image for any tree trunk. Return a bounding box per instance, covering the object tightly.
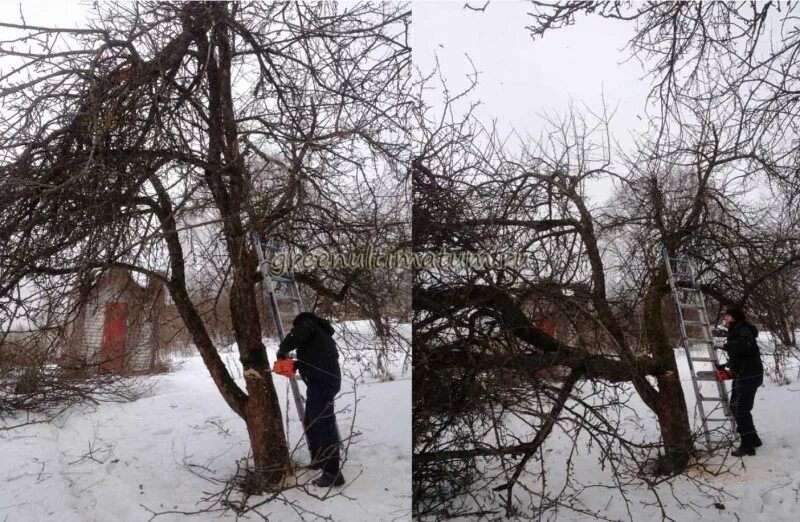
[243,366,292,489]
[644,266,694,473]
[652,371,693,473]
[231,263,292,488]
[189,3,292,489]
[368,309,390,378]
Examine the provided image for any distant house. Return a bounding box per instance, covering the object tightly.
[64,268,168,374]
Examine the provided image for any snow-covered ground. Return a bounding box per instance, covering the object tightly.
[0,323,411,521]
[633,346,800,522]
[459,339,800,521]
[548,352,800,521]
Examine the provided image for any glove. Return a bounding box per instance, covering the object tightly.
[276,351,288,360]
[273,358,296,378]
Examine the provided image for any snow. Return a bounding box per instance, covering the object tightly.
[552,360,800,522]
[451,340,800,521]
[640,348,800,522]
[0,324,411,521]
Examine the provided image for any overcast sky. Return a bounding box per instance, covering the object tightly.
[0,1,86,28]
[413,1,655,202]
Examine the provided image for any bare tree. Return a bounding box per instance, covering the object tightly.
[412,77,800,517]
[527,1,800,190]
[0,1,410,490]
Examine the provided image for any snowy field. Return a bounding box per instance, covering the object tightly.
[548,353,800,522]
[456,338,800,521]
[0,322,411,521]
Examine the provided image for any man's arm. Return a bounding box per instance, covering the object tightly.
[277,319,313,359]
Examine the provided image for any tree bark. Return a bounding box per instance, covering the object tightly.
[651,373,693,472]
[193,3,290,487]
[644,266,693,473]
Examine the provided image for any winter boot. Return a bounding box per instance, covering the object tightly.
[312,471,345,488]
[731,445,755,457]
[732,433,757,457]
[752,433,763,448]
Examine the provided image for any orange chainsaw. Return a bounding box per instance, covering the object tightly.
[714,366,734,381]
[696,362,734,381]
[273,358,296,378]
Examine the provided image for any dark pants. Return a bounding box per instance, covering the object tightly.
[730,375,762,440]
[304,384,340,476]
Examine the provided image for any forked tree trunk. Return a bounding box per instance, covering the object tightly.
[168,271,291,489]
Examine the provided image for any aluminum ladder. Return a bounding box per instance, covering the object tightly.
[662,249,735,449]
[251,232,309,448]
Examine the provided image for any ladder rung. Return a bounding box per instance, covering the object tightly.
[273,293,301,302]
[271,276,294,284]
[690,357,717,362]
[679,302,703,309]
[705,418,730,422]
[683,320,709,327]
[695,372,718,381]
[699,397,723,402]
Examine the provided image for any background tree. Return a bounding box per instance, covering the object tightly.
[527,1,800,190]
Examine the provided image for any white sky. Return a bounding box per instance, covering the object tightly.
[0,1,87,28]
[413,0,654,203]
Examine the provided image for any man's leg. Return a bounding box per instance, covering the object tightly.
[314,391,340,476]
[729,379,749,455]
[320,405,340,477]
[735,378,759,441]
[304,388,323,466]
[730,377,761,455]
[306,386,343,484]
[729,379,740,423]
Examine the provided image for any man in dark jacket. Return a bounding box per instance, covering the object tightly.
[720,306,764,456]
[276,312,344,487]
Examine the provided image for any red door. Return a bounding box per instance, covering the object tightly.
[100,302,126,373]
[535,311,555,338]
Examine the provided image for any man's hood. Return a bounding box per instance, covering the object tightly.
[294,311,335,335]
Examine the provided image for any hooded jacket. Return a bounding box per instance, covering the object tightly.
[277,312,341,393]
[723,320,764,379]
